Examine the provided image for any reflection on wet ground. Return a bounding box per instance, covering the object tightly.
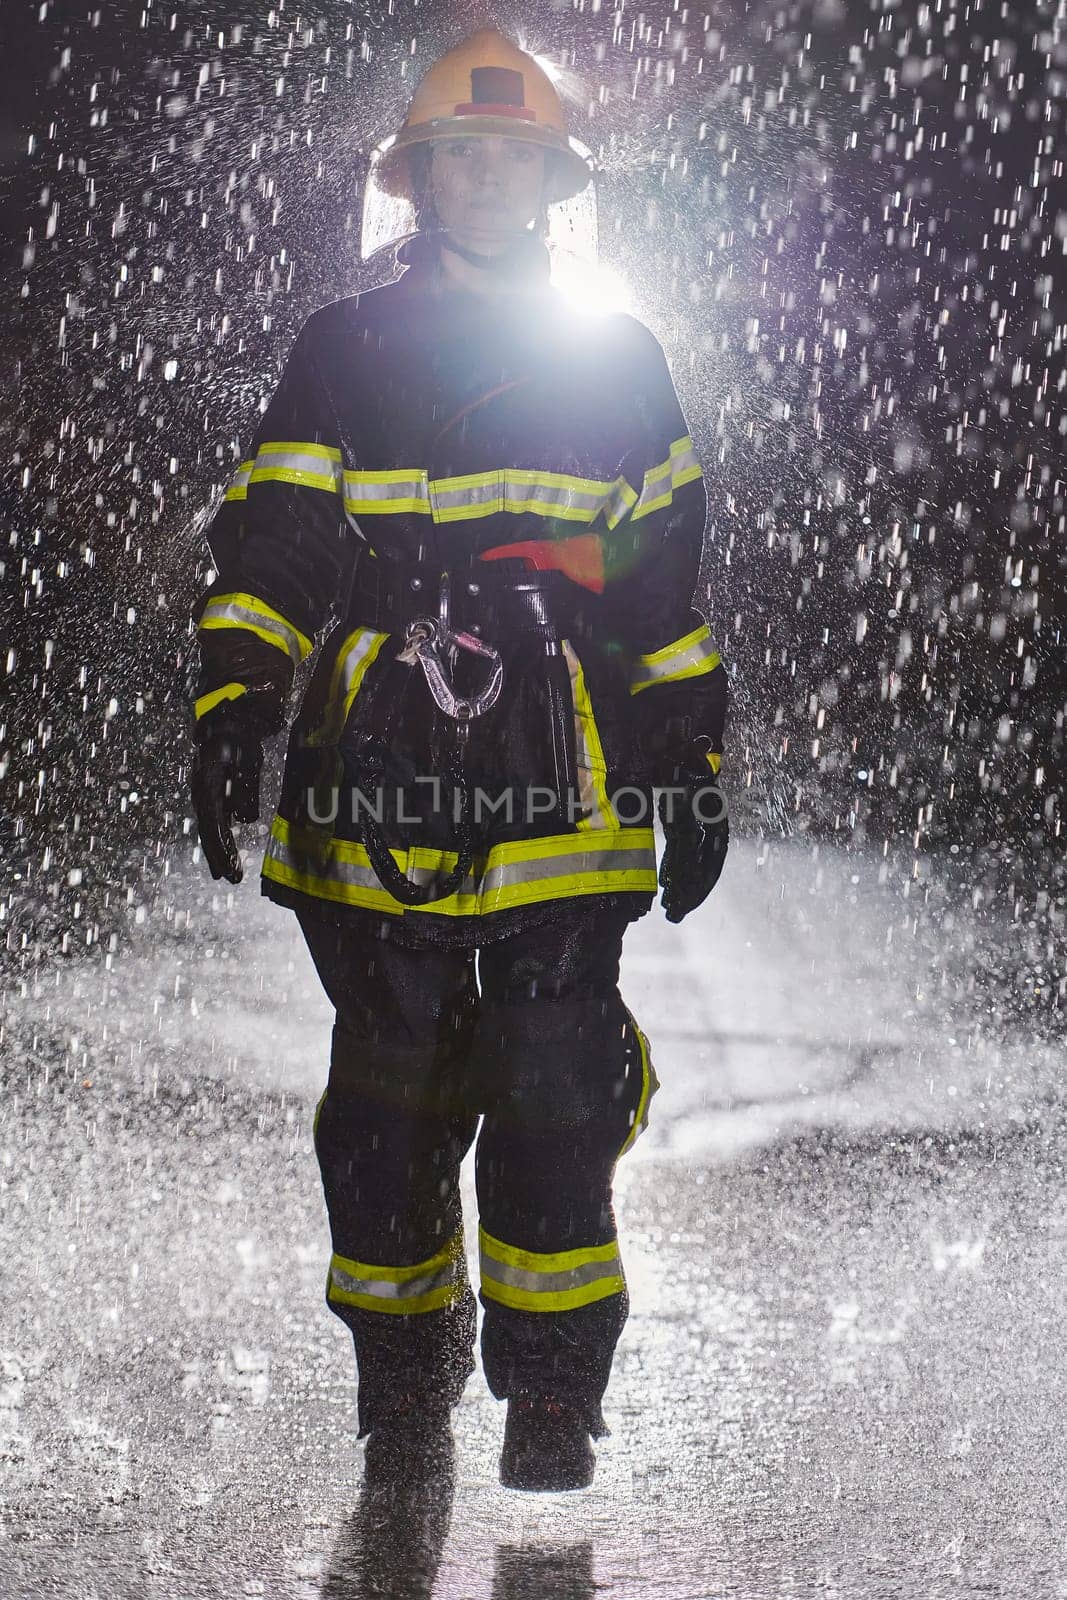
[1,843,1063,1597]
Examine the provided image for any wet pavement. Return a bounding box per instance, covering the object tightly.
[1,837,1064,1598]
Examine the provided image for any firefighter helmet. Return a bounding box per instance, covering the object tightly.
[361,28,596,263]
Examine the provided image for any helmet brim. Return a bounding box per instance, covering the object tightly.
[373,120,594,205]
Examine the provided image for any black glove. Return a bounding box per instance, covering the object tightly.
[190,710,266,883]
[656,748,729,925]
[188,625,294,883]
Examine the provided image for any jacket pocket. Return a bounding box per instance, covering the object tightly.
[300,627,392,837]
[308,626,392,750]
[560,638,619,831]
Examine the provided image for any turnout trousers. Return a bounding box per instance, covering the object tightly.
[296,902,659,1440]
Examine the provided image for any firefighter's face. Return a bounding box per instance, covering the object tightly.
[430,136,546,246]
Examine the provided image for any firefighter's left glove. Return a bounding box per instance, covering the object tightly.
[656,749,729,925]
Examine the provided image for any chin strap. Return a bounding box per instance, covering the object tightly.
[439,233,528,272]
[397,225,550,282]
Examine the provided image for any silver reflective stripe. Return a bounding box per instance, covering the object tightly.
[343,473,430,513]
[561,640,615,831]
[250,446,342,491]
[631,435,704,520]
[603,477,639,529]
[668,438,701,481]
[430,471,632,525]
[336,627,388,724]
[199,597,311,664]
[329,1258,460,1302]
[307,627,389,749]
[500,476,607,519]
[224,460,254,502]
[264,820,657,914]
[480,1251,621,1297]
[478,845,653,894]
[432,478,505,517]
[630,626,722,694]
[268,832,653,897]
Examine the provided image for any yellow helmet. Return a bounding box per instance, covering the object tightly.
[372,28,594,208]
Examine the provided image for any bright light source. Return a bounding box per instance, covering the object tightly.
[549,250,635,317]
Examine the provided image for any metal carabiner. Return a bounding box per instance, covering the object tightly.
[396,612,504,722]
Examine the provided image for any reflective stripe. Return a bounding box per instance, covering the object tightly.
[615,1007,660,1160]
[307,626,390,748]
[629,624,722,695]
[263,819,657,917]
[225,441,343,501]
[429,469,638,528]
[224,452,640,529]
[479,1226,625,1312]
[250,442,342,495]
[603,476,639,529]
[343,470,430,516]
[198,591,313,666]
[706,751,721,776]
[561,639,616,831]
[630,435,704,522]
[224,460,254,502]
[194,682,247,721]
[327,1228,467,1316]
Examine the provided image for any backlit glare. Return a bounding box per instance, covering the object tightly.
[550,251,635,317]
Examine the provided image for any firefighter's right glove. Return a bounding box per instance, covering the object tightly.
[190,709,266,884]
[188,622,294,882]
[656,753,729,925]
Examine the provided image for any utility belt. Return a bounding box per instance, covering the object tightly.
[344,557,597,907]
[352,555,600,646]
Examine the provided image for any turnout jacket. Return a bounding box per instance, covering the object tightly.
[191,245,728,946]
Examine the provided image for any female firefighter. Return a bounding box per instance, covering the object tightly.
[189,29,729,1493]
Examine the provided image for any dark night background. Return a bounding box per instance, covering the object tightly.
[2,0,1064,1032]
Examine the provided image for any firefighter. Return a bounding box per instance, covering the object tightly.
[189,28,729,1493]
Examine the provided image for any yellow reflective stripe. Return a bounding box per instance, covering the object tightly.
[706,751,721,776]
[632,655,723,692]
[327,1229,467,1315]
[478,1226,625,1312]
[224,456,645,526]
[630,625,722,694]
[635,623,710,667]
[615,1008,660,1160]
[630,435,704,522]
[307,627,390,748]
[430,469,639,527]
[262,819,657,917]
[250,464,340,494]
[480,1277,625,1312]
[480,1230,620,1275]
[223,442,344,499]
[223,460,254,502]
[194,682,247,721]
[258,440,342,462]
[328,1282,462,1315]
[198,591,313,665]
[343,469,431,516]
[561,639,616,831]
[603,477,639,530]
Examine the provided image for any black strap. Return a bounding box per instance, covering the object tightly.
[351,560,597,644]
[349,733,476,907]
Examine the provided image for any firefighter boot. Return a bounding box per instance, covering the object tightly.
[363,1393,457,1490]
[499,1396,595,1492]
